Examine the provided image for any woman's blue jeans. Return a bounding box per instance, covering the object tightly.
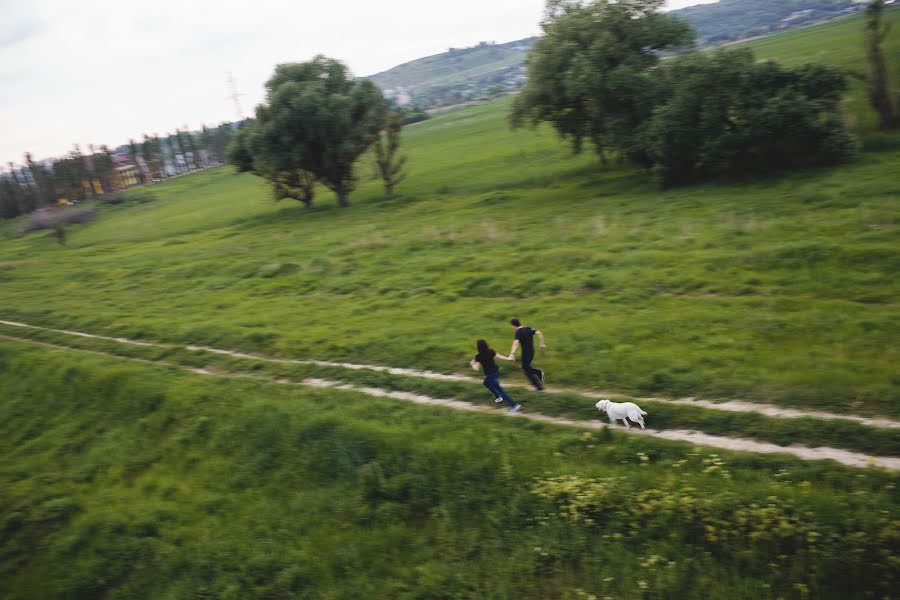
[483,371,516,407]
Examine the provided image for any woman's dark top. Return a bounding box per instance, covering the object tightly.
[475,349,499,375]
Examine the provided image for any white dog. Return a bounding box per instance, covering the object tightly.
[595,399,648,430]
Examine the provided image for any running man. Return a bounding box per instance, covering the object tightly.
[470,339,522,413]
[508,318,546,391]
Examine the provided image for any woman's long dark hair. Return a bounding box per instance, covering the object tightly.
[476,339,491,354]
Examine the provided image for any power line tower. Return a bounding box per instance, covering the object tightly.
[226,72,245,122]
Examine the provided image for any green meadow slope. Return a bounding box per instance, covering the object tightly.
[1,96,898,415]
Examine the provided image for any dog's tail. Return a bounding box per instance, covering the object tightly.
[640,410,648,416]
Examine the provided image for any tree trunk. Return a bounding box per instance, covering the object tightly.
[866,1,898,130]
[336,183,349,208]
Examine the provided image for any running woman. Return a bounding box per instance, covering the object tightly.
[508,318,546,391]
[470,339,521,413]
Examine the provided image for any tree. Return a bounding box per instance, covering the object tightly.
[179,128,200,169]
[7,161,36,213]
[252,56,388,207]
[227,125,255,173]
[209,123,235,164]
[25,152,54,207]
[863,0,897,130]
[511,0,694,165]
[639,49,857,184]
[373,111,407,196]
[1,171,23,219]
[70,145,90,201]
[129,139,146,184]
[142,134,161,180]
[228,122,316,207]
[200,125,213,166]
[168,132,185,173]
[50,157,75,203]
[94,146,117,192]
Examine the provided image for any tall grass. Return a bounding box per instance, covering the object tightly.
[0,340,897,599]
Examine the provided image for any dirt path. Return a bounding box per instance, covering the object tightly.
[2,318,898,430]
[2,331,897,471]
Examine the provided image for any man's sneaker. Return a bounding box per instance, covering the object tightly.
[495,397,503,403]
[539,370,546,384]
[511,404,522,413]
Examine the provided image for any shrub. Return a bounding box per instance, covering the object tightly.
[19,206,98,234]
[641,49,858,184]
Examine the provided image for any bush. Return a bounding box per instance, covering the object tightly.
[19,206,98,234]
[641,49,858,184]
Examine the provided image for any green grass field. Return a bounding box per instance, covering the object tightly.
[2,13,900,599]
[1,97,898,416]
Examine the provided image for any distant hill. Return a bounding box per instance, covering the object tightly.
[676,0,864,46]
[366,0,868,110]
[367,38,534,109]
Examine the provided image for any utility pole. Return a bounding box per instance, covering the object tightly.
[226,72,245,122]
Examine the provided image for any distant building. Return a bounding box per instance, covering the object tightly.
[116,165,141,188]
[384,87,413,106]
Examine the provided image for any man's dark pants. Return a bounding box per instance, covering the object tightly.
[521,351,544,390]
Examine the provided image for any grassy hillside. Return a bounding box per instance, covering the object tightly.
[1,97,898,416]
[1,340,897,599]
[368,38,533,108]
[739,6,900,132]
[674,0,862,46]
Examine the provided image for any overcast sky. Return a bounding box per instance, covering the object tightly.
[0,0,717,166]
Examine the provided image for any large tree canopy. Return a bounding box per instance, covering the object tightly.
[251,56,388,207]
[641,49,857,183]
[512,0,856,184]
[511,0,694,162]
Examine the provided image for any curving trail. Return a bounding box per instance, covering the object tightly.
[2,318,897,430]
[1,330,897,471]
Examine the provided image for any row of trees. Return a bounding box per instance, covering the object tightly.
[1,124,238,221]
[228,56,406,208]
[511,0,867,185]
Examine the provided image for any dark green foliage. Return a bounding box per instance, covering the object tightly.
[514,2,858,183]
[0,175,26,219]
[396,106,430,125]
[226,125,255,173]
[228,121,317,207]
[642,49,858,184]
[252,56,388,207]
[511,0,695,162]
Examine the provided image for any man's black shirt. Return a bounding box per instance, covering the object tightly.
[515,326,537,355]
